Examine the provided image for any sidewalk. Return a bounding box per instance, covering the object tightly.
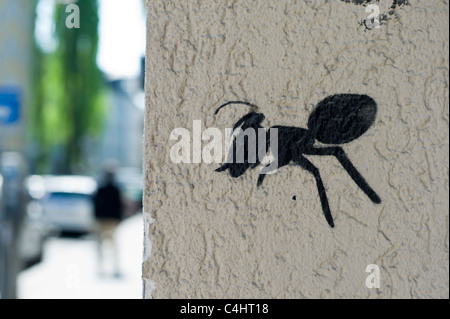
[17,214,143,299]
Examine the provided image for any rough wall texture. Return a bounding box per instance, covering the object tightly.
[143,0,449,298]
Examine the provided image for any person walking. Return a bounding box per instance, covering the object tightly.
[93,164,123,278]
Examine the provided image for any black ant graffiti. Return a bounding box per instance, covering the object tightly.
[215,94,381,228]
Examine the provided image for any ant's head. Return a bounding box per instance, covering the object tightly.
[215,101,265,131]
[215,101,266,178]
[307,94,377,145]
[232,112,265,131]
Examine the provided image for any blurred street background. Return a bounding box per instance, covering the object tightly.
[0,0,146,299]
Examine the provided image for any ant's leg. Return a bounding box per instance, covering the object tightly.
[257,157,290,187]
[294,156,334,228]
[306,147,381,204]
[215,163,230,172]
[257,172,267,187]
[257,161,278,187]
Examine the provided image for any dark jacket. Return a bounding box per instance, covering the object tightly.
[93,183,123,220]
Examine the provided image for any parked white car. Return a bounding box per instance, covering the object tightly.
[28,175,97,234]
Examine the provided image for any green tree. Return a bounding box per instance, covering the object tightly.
[31,0,105,174]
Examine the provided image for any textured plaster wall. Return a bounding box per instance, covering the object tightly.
[143,0,449,298]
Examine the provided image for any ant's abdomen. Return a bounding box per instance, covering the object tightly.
[307,94,377,145]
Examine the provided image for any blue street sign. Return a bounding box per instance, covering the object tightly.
[0,88,20,125]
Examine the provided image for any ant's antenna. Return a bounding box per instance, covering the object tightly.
[215,101,259,115]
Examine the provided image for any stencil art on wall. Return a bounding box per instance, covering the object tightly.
[215,94,381,228]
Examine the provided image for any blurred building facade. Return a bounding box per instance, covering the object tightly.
[96,78,144,172]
